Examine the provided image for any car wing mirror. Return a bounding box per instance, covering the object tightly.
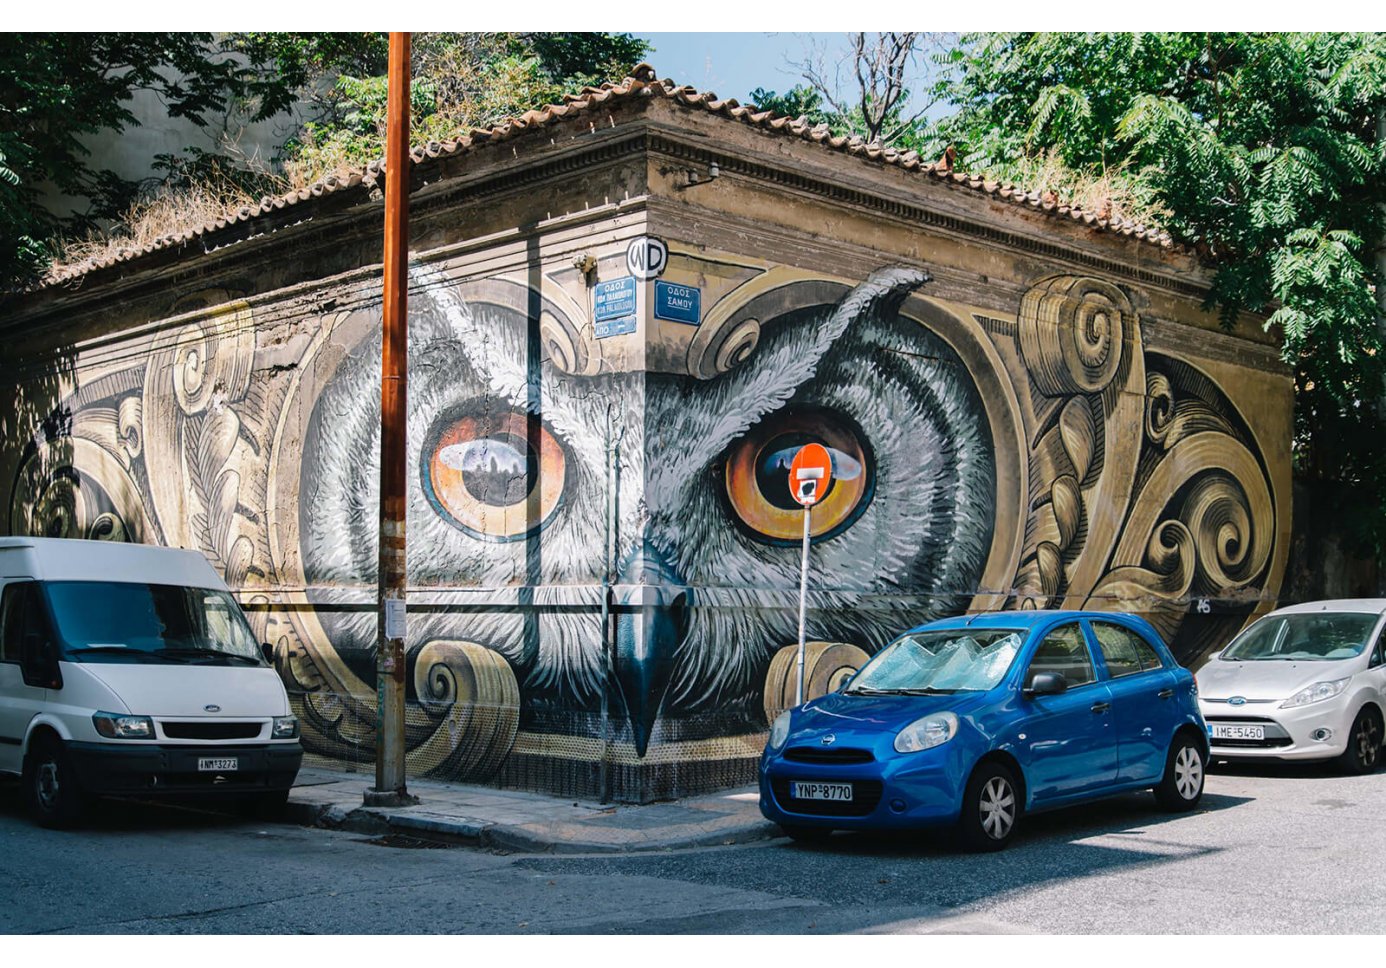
[1024,672,1067,697]
[261,642,276,666]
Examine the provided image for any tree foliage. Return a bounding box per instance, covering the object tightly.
[927,34,1386,553]
[1,32,648,289]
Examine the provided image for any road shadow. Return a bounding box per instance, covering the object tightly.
[0,778,264,833]
[1207,758,1354,780]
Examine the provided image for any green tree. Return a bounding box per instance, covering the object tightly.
[927,32,1386,553]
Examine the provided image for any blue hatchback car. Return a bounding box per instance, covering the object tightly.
[760,611,1209,851]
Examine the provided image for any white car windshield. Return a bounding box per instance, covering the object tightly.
[847,629,1024,694]
[1221,613,1377,662]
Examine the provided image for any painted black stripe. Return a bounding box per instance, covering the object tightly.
[0,736,21,746]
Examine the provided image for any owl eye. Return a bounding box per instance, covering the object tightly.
[421,409,565,541]
[722,407,873,544]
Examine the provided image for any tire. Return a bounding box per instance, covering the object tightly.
[238,789,291,821]
[1153,732,1205,811]
[781,824,833,844]
[957,761,1020,852]
[1337,707,1383,775]
[23,735,89,829]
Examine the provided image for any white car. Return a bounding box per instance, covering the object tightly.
[1197,600,1386,773]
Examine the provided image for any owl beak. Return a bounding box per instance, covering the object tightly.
[611,543,689,758]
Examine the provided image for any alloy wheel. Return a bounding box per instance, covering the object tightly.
[979,775,1015,839]
[1357,715,1381,768]
[1174,745,1203,800]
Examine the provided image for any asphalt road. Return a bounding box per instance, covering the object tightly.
[3,760,1384,934]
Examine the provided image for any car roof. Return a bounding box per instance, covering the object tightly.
[1266,599,1386,616]
[910,610,1156,634]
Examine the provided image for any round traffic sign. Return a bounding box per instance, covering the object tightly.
[788,443,833,507]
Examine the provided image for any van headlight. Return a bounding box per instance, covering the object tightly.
[92,712,154,739]
[272,716,300,739]
[768,711,791,750]
[1281,678,1350,709]
[895,712,959,753]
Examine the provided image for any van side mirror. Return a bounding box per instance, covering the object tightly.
[1024,672,1067,697]
[21,631,62,690]
[261,642,275,666]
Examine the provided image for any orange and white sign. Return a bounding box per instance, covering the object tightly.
[788,443,834,507]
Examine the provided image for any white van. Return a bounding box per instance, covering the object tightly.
[0,537,302,827]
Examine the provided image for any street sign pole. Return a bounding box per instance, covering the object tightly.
[795,502,811,706]
[788,443,834,707]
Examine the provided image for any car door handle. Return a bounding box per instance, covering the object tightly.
[1157,688,1175,699]
[1091,701,1111,714]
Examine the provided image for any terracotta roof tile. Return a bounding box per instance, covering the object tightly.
[38,61,1178,290]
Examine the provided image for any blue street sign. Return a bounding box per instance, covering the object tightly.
[594,276,637,321]
[654,281,701,325]
[595,314,637,339]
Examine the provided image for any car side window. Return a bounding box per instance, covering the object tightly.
[1371,627,1386,668]
[1027,623,1096,688]
[1091,622,1163,677]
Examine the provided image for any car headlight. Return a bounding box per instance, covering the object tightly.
[92,712,154,739]
[768,711,791,750]
[272,716,300,739]
[1281,678,1350,709]
[894,712,959,753]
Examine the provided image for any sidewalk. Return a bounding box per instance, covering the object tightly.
[285,766,781,853]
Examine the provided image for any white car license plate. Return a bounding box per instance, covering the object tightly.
[198,757,239,772]
[1212,724,1265,741]
[790,781,852,802]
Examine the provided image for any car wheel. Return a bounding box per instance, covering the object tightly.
[958,761,1019,852]
[1153,733,1205,811]
[781,824,833,844]
[23,735,89,829]
[1337,707,1383,775]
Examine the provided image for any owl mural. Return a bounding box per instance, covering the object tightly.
[296,266,996,761]
[3,246,1281,800]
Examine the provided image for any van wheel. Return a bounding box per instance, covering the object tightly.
[24,735,89,829]
[1153,733,1205,811]
[957,761,1020,852]
[1337,708,1382,775]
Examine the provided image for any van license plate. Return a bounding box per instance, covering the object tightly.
[790,781,852,801]
[198,758,239,772]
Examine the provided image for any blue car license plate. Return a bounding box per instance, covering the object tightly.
[790,781,852,801]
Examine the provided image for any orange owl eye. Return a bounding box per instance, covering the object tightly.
[723,408,873,544]
[422,410,565,541]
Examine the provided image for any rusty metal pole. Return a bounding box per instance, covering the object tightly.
[366,30,416,807]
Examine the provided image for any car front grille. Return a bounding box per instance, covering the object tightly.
[161,721,263,741]
[782,746,874,764]
[770,778,884,817]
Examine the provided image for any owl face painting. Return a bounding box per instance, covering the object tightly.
[296,265,997,761]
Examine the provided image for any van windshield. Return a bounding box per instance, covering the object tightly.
[42,582,264,665]
[846,629,1025,694]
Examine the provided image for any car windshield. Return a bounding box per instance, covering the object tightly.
[1221,612,1378,662]
[847,629,1024,694]
[42,581,263,665]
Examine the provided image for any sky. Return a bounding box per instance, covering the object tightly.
[637,33,842,105]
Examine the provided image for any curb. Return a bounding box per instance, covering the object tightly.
[284,796,780,854]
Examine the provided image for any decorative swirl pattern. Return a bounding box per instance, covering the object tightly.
[689,313,762,380]
[170,311,255,416]
[407,639,520,779]
[1018,275,1133,397]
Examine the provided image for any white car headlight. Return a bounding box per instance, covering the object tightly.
[768,711,792,750]
[894,712,959,753]
[1281,678,1350,709]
